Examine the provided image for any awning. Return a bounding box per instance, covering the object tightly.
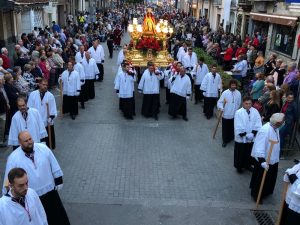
[250,12,298,27]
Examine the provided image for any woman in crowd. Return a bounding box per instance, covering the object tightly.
[262,90,280,122]
[12,66,29,97]
[251,73,265,103]
[253,51,264,74]
[22,64,37,93]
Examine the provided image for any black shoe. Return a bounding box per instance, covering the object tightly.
[182,117,188,121]
[165,101,169,104]
[222,143,227,148]
[246,166,253,172]
[71,115,75,120]
[81,104,85,109]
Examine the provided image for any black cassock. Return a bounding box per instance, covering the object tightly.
[41,125,56,149]
[120,97,135,119]
[63,95,78,116]
[85,79,95,99]
[249,159,278,201]
[141,94,160,118]
[234,142,254,170]
[168,93,187,117]
[40,189,70,225]
[79,82,89,103]
[222,118,234,144]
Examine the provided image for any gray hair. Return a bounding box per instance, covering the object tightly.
[1,47,7,54]
[270,113,285,125]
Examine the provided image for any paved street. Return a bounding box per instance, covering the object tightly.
[0,33,295,225]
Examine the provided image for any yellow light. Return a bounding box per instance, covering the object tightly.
[163,20,168,26]
[162,27,168,33]
[169,27,173,34]
[128,24,133,33]
[159,19,163,24]
[133,18,138,25]
[137,25,143,33]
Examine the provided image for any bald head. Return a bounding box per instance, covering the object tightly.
[18,131,34,151]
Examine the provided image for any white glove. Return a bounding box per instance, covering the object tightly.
[138,90,142,94]
[95,75,99,80]
[55,184,63,191]
[261,162,269,171]
[283,174,289,182]
[47,117,54,124]
[186,96,190,100]
[246,133,254,141]
[285,168,293,175]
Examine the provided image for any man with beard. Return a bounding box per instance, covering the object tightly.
[8,97,47,149]
[217,79,241,147]
[3,131,70,225]
[27,79,57,149]
[0,168,48,225]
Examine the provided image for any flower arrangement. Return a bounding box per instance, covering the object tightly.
[135,36,162,55]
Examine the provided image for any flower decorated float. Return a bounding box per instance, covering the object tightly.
[126,8,174,67]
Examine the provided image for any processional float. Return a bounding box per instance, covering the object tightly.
[126,8,174,67]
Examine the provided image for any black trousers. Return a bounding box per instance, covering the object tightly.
[40,190,70,225]
[41,125,56,149]
[63,95,78,116]
[222,118,234,144]
[234,142,254,170]
[96,63,104,81]
[168,93,187,117]
[250,161,278,201]
[120,97,135,118]
[194,85,203,102]
[85,79,95,99]
[203,97,217,118]
[141,94,160,118]
[166,88,170,104]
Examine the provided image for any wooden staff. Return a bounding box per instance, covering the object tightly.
[213,100,226,139]
[59,79,63,117]
[256,139,279,209]
[275,181,289,225]
[46,103,53,150]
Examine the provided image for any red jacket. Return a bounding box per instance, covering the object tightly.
[224,47,233,61]
[0,54,11,69]
[235,47,247,58]
[252,38,259,48]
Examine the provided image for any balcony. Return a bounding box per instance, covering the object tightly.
[238,0,253,11]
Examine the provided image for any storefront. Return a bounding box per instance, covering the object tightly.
[250,12,299,62]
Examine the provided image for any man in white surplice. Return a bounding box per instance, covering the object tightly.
[114,62,136,120]
[191,57,209,104]
[234,96,262,173]
[0,168,48,225]
[116,45,128,67]
[200,65,222,119]
[27,79,57,149]
[8,97,47,149]
[217,79,241,148]
[138,61,163,120]
[250,113,284,202]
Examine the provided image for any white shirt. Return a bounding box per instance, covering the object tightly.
[170,74,192,97]
[3,143,63,196]
[138,69,163,94]
[251,123,280,165]
[182,53,198,69]
[8,108,48,146]
[234,107,262,143]
[285,163,300,213]
[27,90,57,127]
[82,58,99,80]
[114,70,136,98]
[177,46,187,62]
[74,62,86,85]
[61,70,81,96]
[0,188,48,225]
[200,72,222,97]
[192,63,209,85]
[75,51,86,63]
[217,89,241,119]
[88,45,105,63]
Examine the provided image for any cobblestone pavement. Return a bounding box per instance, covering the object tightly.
[0,33,296,225]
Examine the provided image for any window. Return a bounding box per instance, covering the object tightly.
[272,24,297,56]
